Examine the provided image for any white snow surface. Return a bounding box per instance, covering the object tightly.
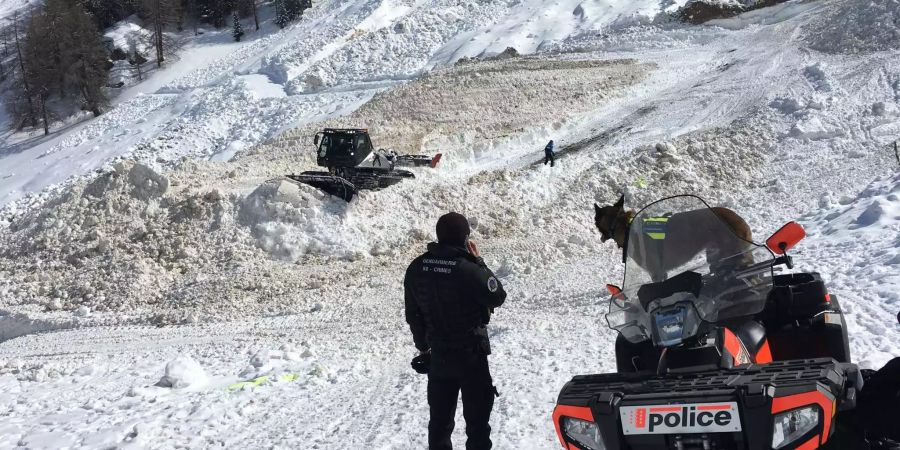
[1,0,900,448]
[0,0,689,209]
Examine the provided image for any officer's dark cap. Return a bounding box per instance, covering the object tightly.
[436,212,470,247]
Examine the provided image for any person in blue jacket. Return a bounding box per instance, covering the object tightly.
[544,140,555,167]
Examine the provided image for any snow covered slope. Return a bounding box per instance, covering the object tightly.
[0,0,689,209]
[800,173,900,370]
[1,0,900,448]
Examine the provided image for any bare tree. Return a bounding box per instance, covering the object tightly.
[126,36,148,81]
[142,0,180,67]
[248,0,259,31]
[185,0,199,35]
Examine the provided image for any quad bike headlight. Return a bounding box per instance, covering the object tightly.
[562,417,606,450]
[771,406,819,449]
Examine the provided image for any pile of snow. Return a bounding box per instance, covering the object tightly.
[156,355,208,388]
[0,53,650,324]
[0,161,254,320]
[239,179,425,261]
[804,0,900,53]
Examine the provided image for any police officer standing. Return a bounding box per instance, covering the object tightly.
[405,212,507,450]
[544,140,556,167]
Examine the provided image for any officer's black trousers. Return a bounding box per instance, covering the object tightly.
[544,154,555,167]
[427,350,494,450]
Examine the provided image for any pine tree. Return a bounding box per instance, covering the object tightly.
[232,12,244,42]
[65,5,110,117]
[247,0,259,31]
[23,10,57,134]
[0,31,8,82]
[8,0,113,133]
[284,0,303,22]
[274,0,289,29]
[7,12,38,130]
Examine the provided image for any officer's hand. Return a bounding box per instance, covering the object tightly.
[467,240,480,258]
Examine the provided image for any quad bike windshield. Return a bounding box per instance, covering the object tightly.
[607,196,776,345]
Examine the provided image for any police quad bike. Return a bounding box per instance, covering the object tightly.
[552,195,879,450]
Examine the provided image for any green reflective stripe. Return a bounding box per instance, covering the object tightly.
[278,373,300,382]
[641,216,669,240]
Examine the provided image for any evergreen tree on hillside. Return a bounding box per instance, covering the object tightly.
[273,0,289,29]
[78,0,137,29]
[7,0,112,133]
[65,6,110,116]
[6,12,39,130]
[284,0,303,21]
[232,12,244,42]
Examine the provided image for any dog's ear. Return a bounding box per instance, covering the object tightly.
[613,194,624,209]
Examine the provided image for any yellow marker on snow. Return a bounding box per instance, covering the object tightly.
[227,373,300,391]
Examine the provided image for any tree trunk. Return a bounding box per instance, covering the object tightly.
[80,59,101,117]
[188,0,198,35]
[252,0,259,31]
[12,12,37,128]
[154,0,164,67]
[39,92,50,135]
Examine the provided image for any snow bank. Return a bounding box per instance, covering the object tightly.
[0,311,77,343]
[804,0,900,53]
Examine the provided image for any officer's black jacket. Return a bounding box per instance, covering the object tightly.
[404,242,507,353]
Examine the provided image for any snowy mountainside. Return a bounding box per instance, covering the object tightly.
[1,0,900,448]
[0,0,688,209]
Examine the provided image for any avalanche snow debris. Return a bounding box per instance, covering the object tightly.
[1,0,900,447]
[804,0,900,54]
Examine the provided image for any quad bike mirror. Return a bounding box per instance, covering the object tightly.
[766,222,806,255]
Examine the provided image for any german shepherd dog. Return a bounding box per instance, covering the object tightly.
[594,195,753,280]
